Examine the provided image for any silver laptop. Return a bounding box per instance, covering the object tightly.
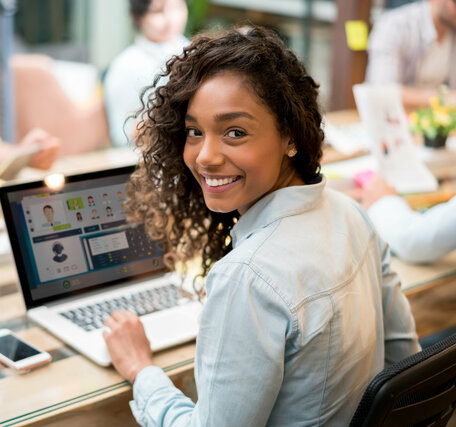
[0,165,200,366]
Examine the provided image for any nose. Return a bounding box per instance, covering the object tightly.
[195,135,224,167]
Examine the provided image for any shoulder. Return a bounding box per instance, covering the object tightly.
[370,2,427,45]
[375,1,426,27]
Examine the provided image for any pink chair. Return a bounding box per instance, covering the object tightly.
[11,54,110,156]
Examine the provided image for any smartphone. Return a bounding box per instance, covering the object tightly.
[0,143,42,181]
[0,329,52,370]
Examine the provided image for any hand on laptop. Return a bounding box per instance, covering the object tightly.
[103,310,154,383]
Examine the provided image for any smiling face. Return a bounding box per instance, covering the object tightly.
[139,0,187,43]
[183,72,303,215]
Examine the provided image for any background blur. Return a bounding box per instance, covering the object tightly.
[9,0,418,111]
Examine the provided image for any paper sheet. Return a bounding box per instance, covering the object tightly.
[353,84,438,194]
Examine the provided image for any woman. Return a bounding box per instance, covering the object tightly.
[103,27,419,426]
[104,0,189,147]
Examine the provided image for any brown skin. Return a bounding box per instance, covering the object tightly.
[103,310,154,383]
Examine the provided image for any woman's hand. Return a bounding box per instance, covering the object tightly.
[103,310,155,383]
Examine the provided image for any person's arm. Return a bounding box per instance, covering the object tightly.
[378,237,421,366]
[105,262,290,426]
[401,86,456,110]
[368,195,456,263]
[361,175,456,263]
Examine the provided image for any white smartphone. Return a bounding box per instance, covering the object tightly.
[0,143,42,181]
[0,329,52,371]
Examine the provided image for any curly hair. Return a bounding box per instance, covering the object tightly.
[126,26,324,278]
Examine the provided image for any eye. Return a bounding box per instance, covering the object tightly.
[227,129,247,138]
[186,127,202,137]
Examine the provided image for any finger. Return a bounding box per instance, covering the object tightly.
[104,315,117,328]
[102,325,112,339]
[111,310,128,320]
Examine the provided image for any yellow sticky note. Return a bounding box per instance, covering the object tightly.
[345,20,368,51]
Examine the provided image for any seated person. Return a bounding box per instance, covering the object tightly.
[102,27,419,426]
[0,128,60,175]
[365,0,456,110]
[104,0,189,147]
[360,173,456,263]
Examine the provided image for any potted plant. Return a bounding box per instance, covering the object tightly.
[409,85,456,148]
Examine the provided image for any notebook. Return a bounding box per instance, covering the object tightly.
[0,165,200,366]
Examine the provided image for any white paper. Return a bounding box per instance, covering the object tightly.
[353,84,438,194]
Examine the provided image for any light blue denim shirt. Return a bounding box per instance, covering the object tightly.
[130,176,420,426]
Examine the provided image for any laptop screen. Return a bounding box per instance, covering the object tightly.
[0,165,169,308]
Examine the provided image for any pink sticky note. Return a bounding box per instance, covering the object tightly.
[354,170,375,188]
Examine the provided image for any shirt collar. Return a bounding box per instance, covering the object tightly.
[230,175,326,248]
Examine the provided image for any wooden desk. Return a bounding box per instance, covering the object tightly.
[1,142,455,425]
[1,148,197,426]
[0,265,196,427]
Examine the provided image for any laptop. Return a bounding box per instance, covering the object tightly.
[0,165,201,366]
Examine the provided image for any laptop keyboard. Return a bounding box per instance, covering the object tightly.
[59,284,189,331]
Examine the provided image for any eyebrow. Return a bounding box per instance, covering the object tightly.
[185,112,256,122]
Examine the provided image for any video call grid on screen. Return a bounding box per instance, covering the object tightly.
[4,172,167,303]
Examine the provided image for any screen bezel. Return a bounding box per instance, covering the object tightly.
[0,165,169,309]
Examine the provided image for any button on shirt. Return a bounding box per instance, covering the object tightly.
[131,177,420,426]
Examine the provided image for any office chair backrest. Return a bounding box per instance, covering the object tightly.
[350,333,456,427]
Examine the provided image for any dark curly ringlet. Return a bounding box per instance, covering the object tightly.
[125,26,324,278]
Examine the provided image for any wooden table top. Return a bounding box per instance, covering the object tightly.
[1,116,455,425]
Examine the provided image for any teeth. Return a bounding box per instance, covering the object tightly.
[205,177,238,187]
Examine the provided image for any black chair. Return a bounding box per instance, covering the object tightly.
[350,333,456,427]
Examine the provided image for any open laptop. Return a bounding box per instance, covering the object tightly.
[0,165,200,366]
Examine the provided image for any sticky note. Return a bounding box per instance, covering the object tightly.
[345,20,368,51]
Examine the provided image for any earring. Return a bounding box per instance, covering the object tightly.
[287,145,297,158]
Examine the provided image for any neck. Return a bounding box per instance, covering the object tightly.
[431,1,450,42]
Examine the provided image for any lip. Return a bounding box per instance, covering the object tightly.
[199,173,242,194]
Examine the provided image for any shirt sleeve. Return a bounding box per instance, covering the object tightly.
[130,260,291,426]
[378,236,421,365]
[365,14,404,85]
[368,195,456,263]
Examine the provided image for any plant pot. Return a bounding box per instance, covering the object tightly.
[424,134,447,148]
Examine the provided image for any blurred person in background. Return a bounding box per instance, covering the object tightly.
[104,0,189,147]
[366,0,456,110]
[359,173,456,263]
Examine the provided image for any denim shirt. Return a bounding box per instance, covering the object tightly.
[130,177,420,426]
